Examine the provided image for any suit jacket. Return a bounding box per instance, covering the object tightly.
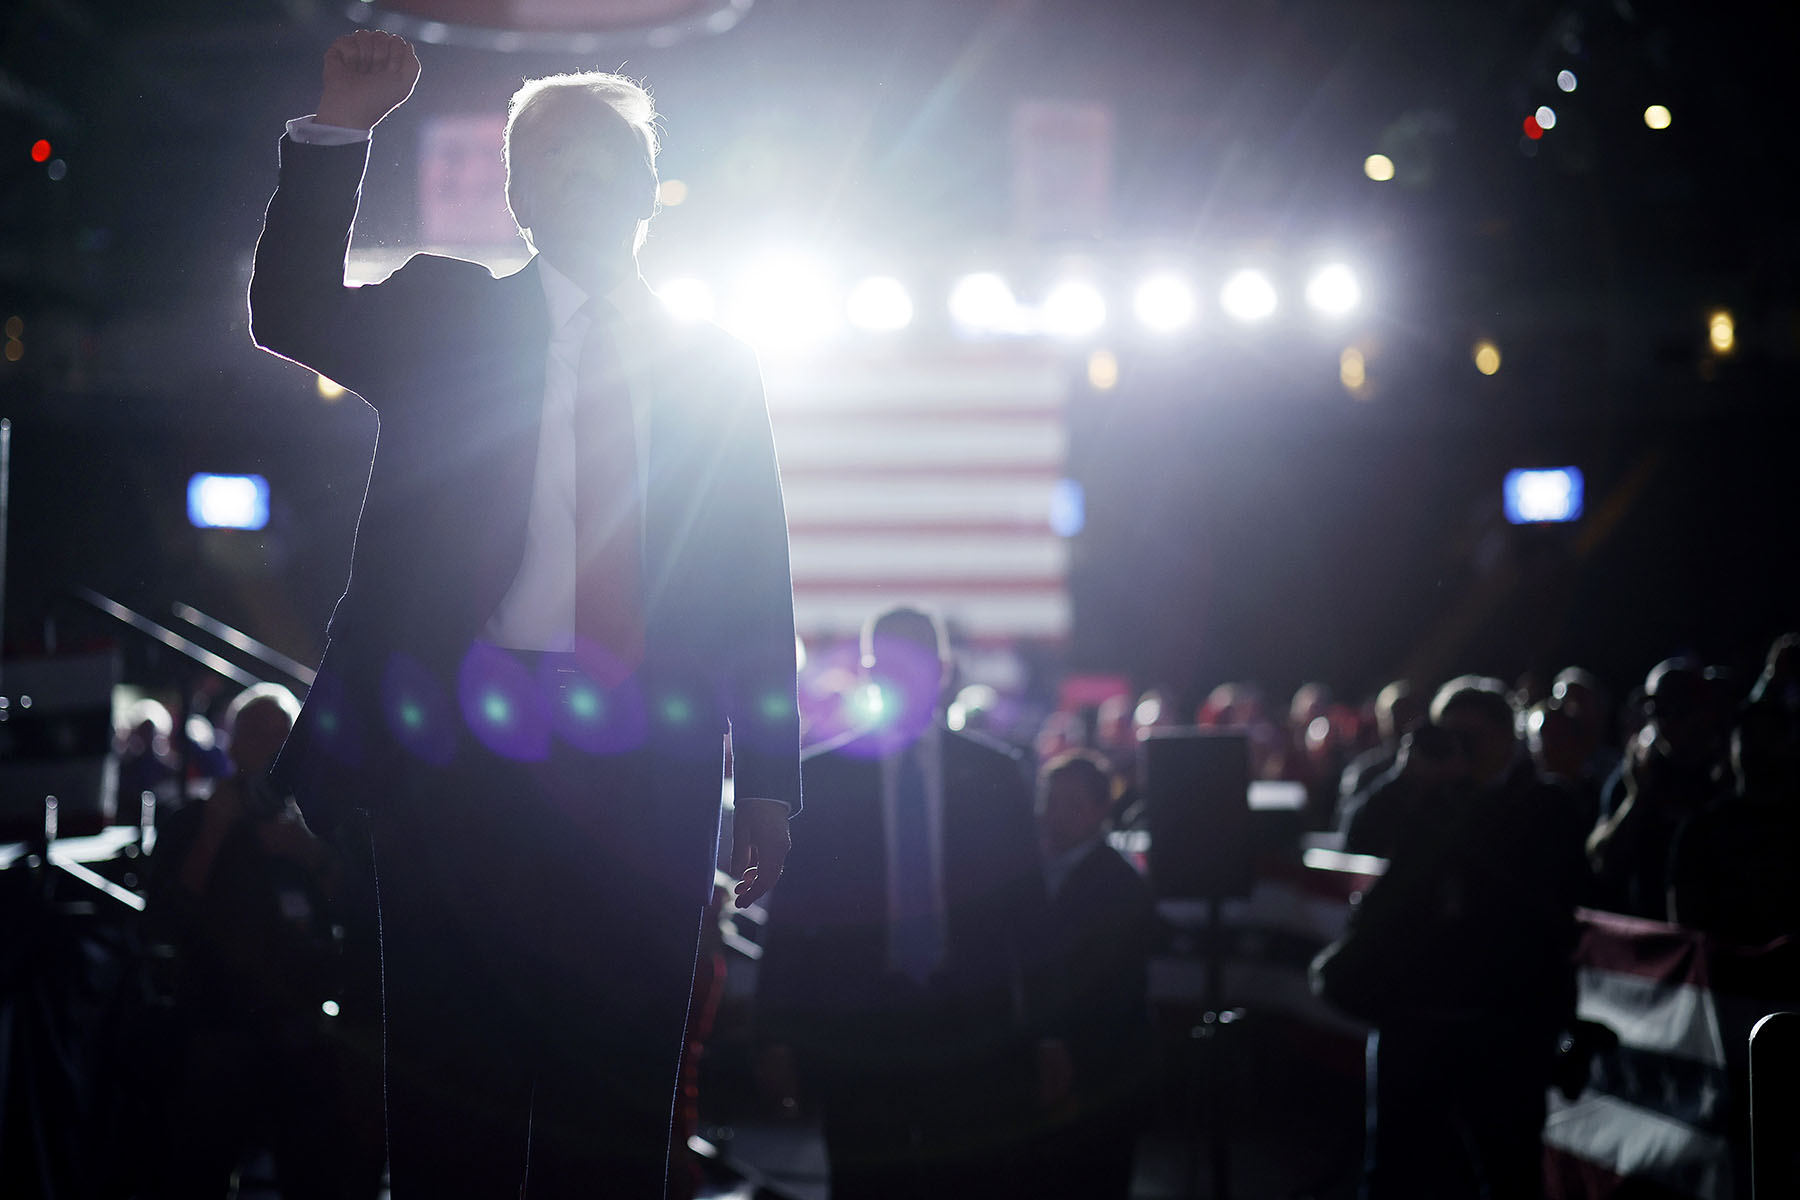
[757,725,1058,1068]
[1046,841,1155,1112]
[248,135,800,909]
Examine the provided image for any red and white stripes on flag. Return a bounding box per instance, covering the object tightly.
[1544,911,1800,1200]
[760,348,1073,641]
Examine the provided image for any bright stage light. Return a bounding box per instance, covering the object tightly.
[1132,274,1197,332]
[315,375,346,401]
[1041,281,1107,338]
[188,474,270,531]
[724,253,838,354]
[948,272,1020,334]
[1339,346,1367,394]
[1363,153,1395,182]
[1535,105,1558,130]
[1472,339,1502,376]
[1709,309,1735,354]
[846,276,914,332]
[1644,105,1672,130]
[1220,270,1277,322]
[1305,264,1360,316]
[1086,348,1119,391]
[1556,70,1577,93]
[1504,468,1584,524]
[656,277,715,323]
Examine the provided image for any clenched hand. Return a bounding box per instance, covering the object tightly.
[314,30,420,132]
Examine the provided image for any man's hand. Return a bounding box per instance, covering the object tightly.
[731,796,791,909]
[314,30,420,132]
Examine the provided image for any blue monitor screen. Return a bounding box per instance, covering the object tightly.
[1503,467,1584,524]
[187,474,270,531]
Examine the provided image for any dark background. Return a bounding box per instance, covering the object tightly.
[3,0,1795,706]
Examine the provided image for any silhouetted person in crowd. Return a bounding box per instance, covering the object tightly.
[1034,751,1155,1200]
[1526,698,1603,835]
[147,685,377,1200]
[1668,700,1800,940]
[1551,667,1619,792]
[249,31,799,1197]
[118,698,180,811]
[1338,681,1426,823]
[758,606,1069,1200]
[1588,659,1723,917]
[1314,676,1589,1200]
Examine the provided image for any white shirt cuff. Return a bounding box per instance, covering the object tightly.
[286,116,372,146]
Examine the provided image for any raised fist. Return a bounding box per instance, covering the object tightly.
[314,30,420,132]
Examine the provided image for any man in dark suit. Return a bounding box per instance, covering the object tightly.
[248,31,800,1199]
[1034,751,1156,1200]
[757,606,1067,1200]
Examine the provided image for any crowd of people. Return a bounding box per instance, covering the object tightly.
[95,621,1800,1199]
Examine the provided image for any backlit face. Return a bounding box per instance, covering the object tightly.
[510,109,654,281]
[1039,772,1109,853]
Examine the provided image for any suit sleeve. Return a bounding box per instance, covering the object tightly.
[711,340,803,816]
[247,134,423,403]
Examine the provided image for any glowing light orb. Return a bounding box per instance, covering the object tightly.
[1220,270,1278,322]
[948,272,1019,334]
[846,276,914,332]
[1535,105,1558,130]
[1086,348,1119,391]
[1708,309,1735,354]
[656,277,715,323]
[1340,346,1367,393]
[1644,105,1672,131]
[1556,70,1577,93]
[1305,264,1361,316]
[1132,274,1197,332]
[1040,281,1107,339]
[1473,339,1502,376]
[1363,154,1395,182]
[724,253,838,354]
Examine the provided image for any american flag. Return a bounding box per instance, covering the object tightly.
[760,345,1074,642]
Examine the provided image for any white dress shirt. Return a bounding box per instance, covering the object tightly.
[878,723,947,974]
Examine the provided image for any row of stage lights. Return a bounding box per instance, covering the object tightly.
[645,258,1364,354]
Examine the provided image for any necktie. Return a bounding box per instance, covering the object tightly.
[890,743,944,985]
[573,301,645,681]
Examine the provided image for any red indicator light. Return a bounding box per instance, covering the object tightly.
[30,139,52,163]
[1523,116,1544,140]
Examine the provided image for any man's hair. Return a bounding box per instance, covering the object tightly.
[859,605,952,671]
[1039,749,1114,808]
[225,682,302,732]
[503,71,660,243]
[1429,674,1516,735]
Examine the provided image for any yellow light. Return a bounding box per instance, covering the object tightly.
[1644,105,1672,131]
[1472,339,1501,376]
[1708,309,1735,354]
[1363,153,1395,182]
[1087,348,1119,391]
[315,375,346,401]
[3,340,21,363]
[3,316,21,339]
[1339,346,1367,393]
[657,178,688,206]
